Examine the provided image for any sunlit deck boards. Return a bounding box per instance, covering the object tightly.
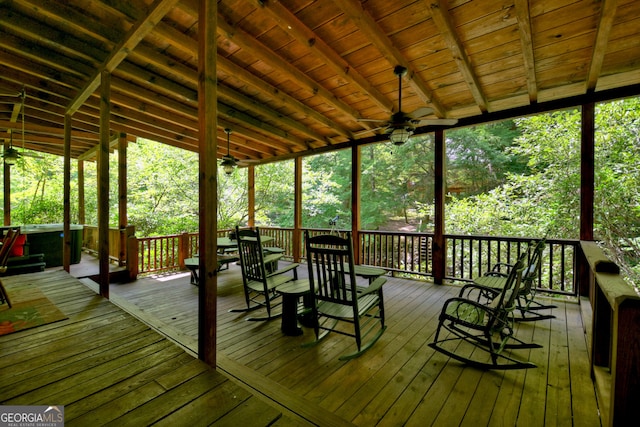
[109,263,601,426]
[0,270,321,426]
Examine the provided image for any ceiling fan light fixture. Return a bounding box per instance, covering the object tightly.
[3,148,19,165]
[389,127,413,145]
[221,156,236,175]
[221,128,237,174]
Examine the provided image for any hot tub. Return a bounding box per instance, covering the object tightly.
[20,224,83,267]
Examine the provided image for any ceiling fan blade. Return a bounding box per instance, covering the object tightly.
[407,106,434,119]
[415,118,459,126]
[352,126,389,137]
[357,118,388,123]
[237,159,261,166]
[22,152,43,158]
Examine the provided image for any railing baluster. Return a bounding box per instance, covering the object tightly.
[131,228,578,296]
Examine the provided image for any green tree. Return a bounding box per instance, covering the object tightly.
[447,121,527,195]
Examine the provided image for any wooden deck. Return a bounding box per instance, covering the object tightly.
[0,269,346,426]
[1,261,601,426]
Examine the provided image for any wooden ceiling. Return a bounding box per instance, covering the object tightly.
[1,0,640,164]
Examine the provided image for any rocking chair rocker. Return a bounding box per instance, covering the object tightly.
[429,254,541,370]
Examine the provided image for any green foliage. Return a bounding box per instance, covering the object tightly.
[2,152,77,225]
[303,150,351,228]
[446,100,640,287]
[126,140,199,236]
[447,121,526,194]
[2,99,638,289]
[256,161,295,226]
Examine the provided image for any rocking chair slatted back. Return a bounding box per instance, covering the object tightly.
[307,234,356,306]
[304,231,387,360]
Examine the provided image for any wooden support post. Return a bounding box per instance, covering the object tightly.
[97,71,111,297]
[580,102,595,297]
[248,165,255,227]
[3,140,10,226]
[127,234,139,280]
[178,231,189,268]
[118,133,128,266]
[198,0,218,366]
[293,157,302,262]
[63,114,72,272]
[351,145,361,263]
[433,129,446,284]
[581,102,595,241]
[77,160,85,225]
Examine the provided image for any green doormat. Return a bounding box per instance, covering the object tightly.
[0,288,67,336]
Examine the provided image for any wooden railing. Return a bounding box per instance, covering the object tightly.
[83,225,135,265]
[130,227,578,296]
[581,241,640,426]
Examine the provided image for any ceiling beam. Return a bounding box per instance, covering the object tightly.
[336,0,448,118]
[217,15,366,126]
[428,0,489,113]
[217,84,327,146]
[217,55,353,140]
[146,16,353,143]
[255,0,395,114]
[0,120,100,140]
[587,0,619,92]
[67,0,181,114]
[514,0,538,103]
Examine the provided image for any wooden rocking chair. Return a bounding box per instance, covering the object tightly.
[469,239,556,322]
[429,254,541,369]
[231,227,300,321]
[304,231,386,360]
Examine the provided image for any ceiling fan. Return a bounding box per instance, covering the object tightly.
[358,66,458,145]
[1,88,42,165]
[220,128,238,175]
[220,128,263,174]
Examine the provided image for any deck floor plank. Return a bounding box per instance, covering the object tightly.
[0,270,308,426]
[1,261,600,426]
[117,263,598,427]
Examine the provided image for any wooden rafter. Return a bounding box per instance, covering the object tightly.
[217,16,365,125]
[67,0,182,114]
[255,0,395,114]
[587,0,619,92]
[428,0,489,113]
[1,0,640,165]
[514,0,538,103]
[335,0,447,118]
[216,56,354,140]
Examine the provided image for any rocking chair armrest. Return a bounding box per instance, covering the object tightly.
[263,253,283,265]
[265,262,299,278]
[490,262,513,273]
[358,276,386,296]
[459,283,500,299]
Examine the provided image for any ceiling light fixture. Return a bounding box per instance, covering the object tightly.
[220,128,237,175]
[3,146,19,165]
[389,127,413,145]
